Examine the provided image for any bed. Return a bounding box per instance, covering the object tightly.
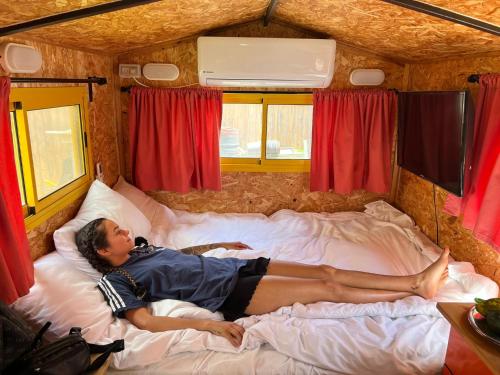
[13,179,499,375]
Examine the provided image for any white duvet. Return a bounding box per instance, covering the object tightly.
[100,201,498,374]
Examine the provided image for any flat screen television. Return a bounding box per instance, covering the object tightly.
[397,90,474,196]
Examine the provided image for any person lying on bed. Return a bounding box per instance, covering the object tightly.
[76,218,449,348]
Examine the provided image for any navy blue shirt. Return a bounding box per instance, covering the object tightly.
[97,246,248,318]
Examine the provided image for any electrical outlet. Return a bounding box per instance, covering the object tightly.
[119,64,141,78]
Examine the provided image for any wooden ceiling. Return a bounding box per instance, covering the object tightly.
[0,0,498,62]
[275,0,500,62]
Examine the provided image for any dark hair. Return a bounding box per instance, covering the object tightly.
[75,218,114,274]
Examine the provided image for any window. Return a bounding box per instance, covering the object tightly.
[9,87,93,229]
[220,93,313,172]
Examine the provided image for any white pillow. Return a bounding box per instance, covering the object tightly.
[12,253,113,343]
[364,200,415,228]
[113,176,177,241]
[113,176,162,224]
[54,180,151,281]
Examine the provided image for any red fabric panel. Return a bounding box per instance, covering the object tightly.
[128,87,222,193]
[310,89,397,194]
[0,77,34,304]
[445,74,500,251]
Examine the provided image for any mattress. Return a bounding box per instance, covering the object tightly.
[102,200,497,374]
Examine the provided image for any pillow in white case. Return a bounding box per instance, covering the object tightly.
[12,252,113,343]
[54,179,151,281]
[113,176,162,224]
[113,176,177,237]
[364,200,415,228]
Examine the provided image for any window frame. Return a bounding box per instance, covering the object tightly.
[221,92,313,173]
[9,86,94,230]
[8,110,28,218]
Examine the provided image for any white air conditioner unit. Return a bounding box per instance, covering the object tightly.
[197,37,336,88]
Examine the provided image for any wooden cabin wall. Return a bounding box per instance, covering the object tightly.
[116,21,405,215]
[394,54,500,285]
[0,38,120,259]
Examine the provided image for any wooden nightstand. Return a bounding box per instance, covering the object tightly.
[437,303,500,375]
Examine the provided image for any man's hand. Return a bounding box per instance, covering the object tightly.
[206,320,245,347]
[220,241,253,250]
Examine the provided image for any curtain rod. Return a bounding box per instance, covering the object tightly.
[122,84,482,93]
[11,76,107,102]
[467,74,480,83]
[120,86,314,94]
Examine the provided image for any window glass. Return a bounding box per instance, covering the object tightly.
[9,112,26,206]
[220,103,262,158]
[27,105,85,199]
[266,104,313,160]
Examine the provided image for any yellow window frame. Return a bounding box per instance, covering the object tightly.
[8,110,28,218]
[221,92,313,173]
[9,86,94,230]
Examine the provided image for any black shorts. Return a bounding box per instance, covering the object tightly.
[218,257,270,321]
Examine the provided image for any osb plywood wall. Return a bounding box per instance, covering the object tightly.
[117,21,404,215]
[0,37,120,259]
[148,173,385,216]
[395,54,500,285]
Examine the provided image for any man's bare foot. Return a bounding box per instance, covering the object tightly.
[413,248,450,299]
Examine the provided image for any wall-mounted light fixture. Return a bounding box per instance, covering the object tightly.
[142,63,179,81]
[349,69,385,86]
[0,43,42,73]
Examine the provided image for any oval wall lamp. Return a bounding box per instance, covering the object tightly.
[349,69,385,86]
[0,42,42,73]
[143,63,179,81]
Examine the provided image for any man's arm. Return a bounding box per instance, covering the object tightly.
[125,307,244,347]
[179,242,251,255]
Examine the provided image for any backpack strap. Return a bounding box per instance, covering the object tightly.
[30,322,52,350]
[85,340,124,373]
[4,322,53,374]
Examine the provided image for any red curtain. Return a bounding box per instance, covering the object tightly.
[0,77,34,304]
[310,89,397,194]
[129,87,222,193]
[445,74,500,251]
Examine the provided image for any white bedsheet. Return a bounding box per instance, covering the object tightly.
[106,202,498,374]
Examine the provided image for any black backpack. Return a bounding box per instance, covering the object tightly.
[0,300,124,374]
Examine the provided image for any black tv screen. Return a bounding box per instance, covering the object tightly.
[397,91,474,196]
